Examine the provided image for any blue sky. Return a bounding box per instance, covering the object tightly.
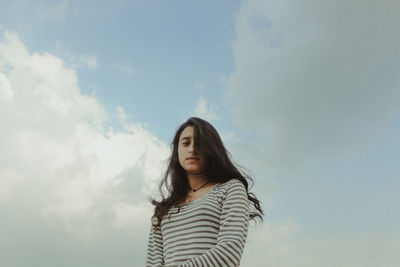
[1,0,399,266]
[1,0,240,140]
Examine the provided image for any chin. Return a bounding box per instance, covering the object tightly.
[185,168,200,173]
[190,171,208,177]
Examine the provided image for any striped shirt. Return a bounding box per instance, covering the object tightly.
[146,179,250,267]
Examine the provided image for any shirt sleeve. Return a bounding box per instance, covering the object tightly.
[180,180,250,267]
[146,222,165,267]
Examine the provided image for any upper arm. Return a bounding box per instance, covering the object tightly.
[146,224,164,267]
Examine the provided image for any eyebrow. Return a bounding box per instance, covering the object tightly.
[180,136,191,142]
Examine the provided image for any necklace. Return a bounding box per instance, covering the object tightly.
[190,181,209,192]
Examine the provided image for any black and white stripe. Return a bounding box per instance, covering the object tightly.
[146,179,250,267]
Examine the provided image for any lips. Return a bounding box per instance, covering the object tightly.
[186,157,199,160]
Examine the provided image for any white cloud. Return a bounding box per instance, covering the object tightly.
[112,62,134,75]
[54,41,99,70]
[0,30,168,266]
[112,201,152,231]
[0,169,23,203]
[225,1,400,266]
[115,105,128,121]
[0,72,13,99]
[242,221,400,267]
[80,54,98,69]
[227,0,400,169]
[35,0,69,22]
[193,96,220,123]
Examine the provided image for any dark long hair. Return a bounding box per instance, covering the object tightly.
[151,117,263,228]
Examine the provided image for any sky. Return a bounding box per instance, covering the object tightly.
[0,0,399,266]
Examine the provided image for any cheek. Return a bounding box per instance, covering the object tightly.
[177,146,185,165]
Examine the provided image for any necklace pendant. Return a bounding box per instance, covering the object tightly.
[190,181,209,193]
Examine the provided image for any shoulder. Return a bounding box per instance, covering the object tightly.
[217,178,246,189]
[215,179,247,197]
[214,179,249,212]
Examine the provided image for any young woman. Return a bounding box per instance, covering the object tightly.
[146,117,263,267]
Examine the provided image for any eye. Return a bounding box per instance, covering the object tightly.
[182,141,190,146]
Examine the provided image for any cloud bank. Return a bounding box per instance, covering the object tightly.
[0,30,169,266]
[225,1,400,266]
[1,0,399,263]
[227,0,400,168]
[242,221,400,267]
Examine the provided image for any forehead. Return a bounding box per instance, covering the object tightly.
[179,126,194,140]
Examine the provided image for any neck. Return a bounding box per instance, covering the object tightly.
[187,172,208,189]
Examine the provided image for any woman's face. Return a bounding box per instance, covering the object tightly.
[178,126,206,175]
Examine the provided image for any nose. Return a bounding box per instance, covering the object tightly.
[188,143,195,153]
